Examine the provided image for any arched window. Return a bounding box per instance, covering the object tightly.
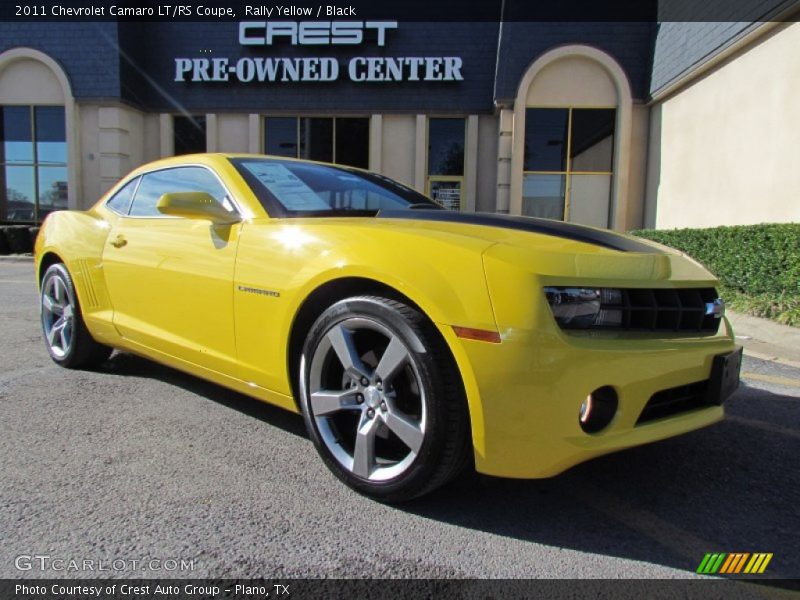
[510,46,632,230]
[0,49,74,223]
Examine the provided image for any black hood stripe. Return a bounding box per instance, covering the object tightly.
[377,210,661,253]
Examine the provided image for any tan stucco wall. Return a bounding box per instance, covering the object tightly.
[0,58,64,104]
[142,114,161,163]
[216,113,250,153]
[76,103,160,204]
[525,56,617,106]
[77,105,100,204]
[476,114,498,212]
[381,115,416,187]
[625,103,650,230]
[650,22,800,229]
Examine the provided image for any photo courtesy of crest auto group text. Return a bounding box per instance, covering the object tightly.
[1,0,799,598]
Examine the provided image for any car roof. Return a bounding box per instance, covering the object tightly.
[136,153,370,175]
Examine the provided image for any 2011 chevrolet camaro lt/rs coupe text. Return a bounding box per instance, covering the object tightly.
[35,154,742,501]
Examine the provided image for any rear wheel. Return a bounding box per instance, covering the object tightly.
[40,263,112,369]
[299,296,470,502]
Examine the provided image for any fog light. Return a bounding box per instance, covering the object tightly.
[579,386,618,433]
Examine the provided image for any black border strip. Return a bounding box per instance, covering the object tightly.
[3,578,799,600]
[1,0,799,22]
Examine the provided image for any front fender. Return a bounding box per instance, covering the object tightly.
[232,220,498,412]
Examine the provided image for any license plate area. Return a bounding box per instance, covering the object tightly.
[706,346,743,405]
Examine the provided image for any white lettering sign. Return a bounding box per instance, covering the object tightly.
[174,56,462,83]
[239,21,398,46]
[174,22,464,84]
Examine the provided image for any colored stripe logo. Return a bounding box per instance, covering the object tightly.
[697,553,773,574]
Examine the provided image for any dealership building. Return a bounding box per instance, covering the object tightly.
[1,4,798,230]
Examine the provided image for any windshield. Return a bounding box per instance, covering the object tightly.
[230,157,441,217]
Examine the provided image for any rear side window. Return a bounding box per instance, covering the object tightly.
[128,166,230,217]
[105,177,139,215]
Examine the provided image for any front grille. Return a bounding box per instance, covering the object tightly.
[637,380,711,424]
[596,288,720,333]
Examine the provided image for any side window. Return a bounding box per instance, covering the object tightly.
[128,166,231,217]
[105,177,139,215]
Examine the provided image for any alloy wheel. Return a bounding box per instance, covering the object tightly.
[41,271,75,359]
[307,317,427,481]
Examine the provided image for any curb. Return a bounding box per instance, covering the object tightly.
[742,348,800,370]
[0,255,34,263]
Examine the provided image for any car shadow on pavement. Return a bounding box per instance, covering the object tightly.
[101,351,309,439]
[403,383,800,579]
[96,353,798,579]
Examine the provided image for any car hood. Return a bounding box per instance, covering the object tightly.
[377,210,662,253]
[371,210,714,283]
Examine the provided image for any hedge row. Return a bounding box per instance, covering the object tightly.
[0,225,39,255]
[632,223,800,297]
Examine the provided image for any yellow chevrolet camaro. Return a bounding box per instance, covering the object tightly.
[35,154,742,501]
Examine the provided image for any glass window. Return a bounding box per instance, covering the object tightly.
[524,109,568,172]
[523,107,615,226]
[522,174,566,220]
[264,117,298,158]
[570,109,615,173]
[428,118,465,176]
[300,118,333,163]
[173,116,206,155]
[231,158,437,217]
[426,118,465,211]
[106,177,140,215]
[129,167,227,217]
[37,166,68,218]
[1,106,33,164]
[334,118,369,169]
[1,105,67,223]
[429,180,462,211]
[3,165,36,221]
[35,107,67,165]
[263,117,370,169]
[567,174,612,228]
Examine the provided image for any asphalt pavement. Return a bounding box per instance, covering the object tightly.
[1,261,798,580]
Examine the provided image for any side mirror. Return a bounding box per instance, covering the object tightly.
[156,192,240,224]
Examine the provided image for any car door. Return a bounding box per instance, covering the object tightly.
[101,165,241,375]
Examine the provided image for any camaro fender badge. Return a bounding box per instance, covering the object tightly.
[705,298,725,319]
[238,285,280,298]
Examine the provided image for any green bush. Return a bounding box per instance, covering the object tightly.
[632,223,800,326]
[632,223,800,296]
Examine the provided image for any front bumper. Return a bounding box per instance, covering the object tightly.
[444,315,737,479]
[445,238,742,478]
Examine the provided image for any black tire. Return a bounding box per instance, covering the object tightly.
[40,263,112,369]
[299,295,470,502]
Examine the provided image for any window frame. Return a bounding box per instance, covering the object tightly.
[172,115,208,156]
[0,104,68,224]
[104,176,142,216]
[425,116,467,211]
[523,105,616,222]
[262,115,371,168]
[104,164,242,220]
[229,157,438,218]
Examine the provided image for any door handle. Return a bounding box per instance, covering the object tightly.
[110,234,127,248]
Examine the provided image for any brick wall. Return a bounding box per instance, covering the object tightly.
[0,22,121,98]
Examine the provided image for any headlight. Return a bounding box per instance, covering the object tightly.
[543,287,624,329]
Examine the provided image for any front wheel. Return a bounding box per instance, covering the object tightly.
[299,296,470,502]
[40,263,112,369]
